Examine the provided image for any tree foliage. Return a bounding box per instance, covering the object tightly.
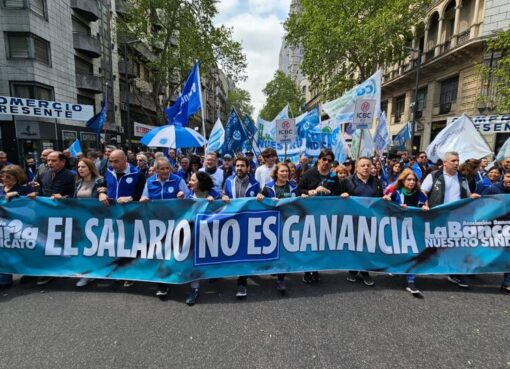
[117,0,247,121]
[284,0,428,100]
[480,28,510,114]
[259,71,304,120]
[226,88,254,118]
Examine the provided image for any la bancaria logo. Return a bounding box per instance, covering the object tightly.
[0,219,38,249]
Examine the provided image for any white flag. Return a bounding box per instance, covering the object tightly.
[206,118,225,154]
[426,114,492,163]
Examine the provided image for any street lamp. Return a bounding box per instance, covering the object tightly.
[404,46,422,154]
[123,39,141,150]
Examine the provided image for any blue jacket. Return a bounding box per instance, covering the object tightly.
[390,188,427,207]
[105,164,142,199]
[475,177,494,195]
[412,162,424,181]
[145,173,187,200]
[262,180,298,198]
[482,181,510,195]
[223,174,260,198]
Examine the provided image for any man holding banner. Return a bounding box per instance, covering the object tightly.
[421,151,481,288]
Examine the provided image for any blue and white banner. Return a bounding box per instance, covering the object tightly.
[322,70,381,126]
[1,196,509,283]
[392,122,412,148]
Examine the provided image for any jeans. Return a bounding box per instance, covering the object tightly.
[503,273,510,286]
[406,274,416,284]
[0,273,13,285]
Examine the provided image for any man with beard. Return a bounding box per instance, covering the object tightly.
[220,154,234,179]
[223,157,261,299]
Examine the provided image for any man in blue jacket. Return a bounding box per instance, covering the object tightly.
[100,149,146,288]
[140,157,188,297]
[222,156,261,299]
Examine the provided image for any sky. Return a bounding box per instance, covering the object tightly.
[215,0,292,117]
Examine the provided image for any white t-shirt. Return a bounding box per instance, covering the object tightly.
[255,165,274,189]
[421,171,469,203]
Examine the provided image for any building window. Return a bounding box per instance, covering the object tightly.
[415,87,427,118]
[5,32,51,65]
[11,82,54,100]
[394,95,405,122]
[30,0,46,17]
[4,0,47,18]
[439,75,458,114]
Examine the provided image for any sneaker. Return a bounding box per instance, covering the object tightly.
[447,276,469,288]
[302,272,313,284]
[346,272,358,283]
[311,271,321,282]
[36,277,55,286]
[276,279,287,293]
[76,278,93,288]
[361,273,374,287]
[236,284,248,299]
[501,285,510,294]
[156,286,169,297]
[123,280,135,288]
[406,283,421,295]
[185,288,199,306]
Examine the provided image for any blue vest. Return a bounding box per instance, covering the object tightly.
[105,164,141,199]
[146,173,185,200]
[223,174,260,198]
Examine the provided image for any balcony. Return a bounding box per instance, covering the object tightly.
[73,32,101,58]
[458,30,470,45]
[118,60,137,78]
[71,0,99,22]
[76,73,103,93]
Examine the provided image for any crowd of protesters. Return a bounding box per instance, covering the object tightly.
[0,145,509,305]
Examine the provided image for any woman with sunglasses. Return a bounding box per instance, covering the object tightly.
[383,168,429,296]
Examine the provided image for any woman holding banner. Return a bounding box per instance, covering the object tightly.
[185,171,221,305]
[383,168,429,296]
[71,158,105,288]
[0,165,31,289]
[256,162,298,293]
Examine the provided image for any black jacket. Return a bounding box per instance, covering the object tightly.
[339,175,384,198]
[297,167,340,196]
[38,168,75,198]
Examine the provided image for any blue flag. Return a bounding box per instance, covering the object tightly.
[86,86,108,134]
[242,115,257,153]
[221,109,247,156]
[68,139,82,158]
[373,111,391,155]
[165,62,202,127]
[206,118,225,154]
[392,122,412,148]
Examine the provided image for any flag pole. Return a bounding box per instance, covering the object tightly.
[196,61,207,153]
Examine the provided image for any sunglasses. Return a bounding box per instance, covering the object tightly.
[321,157,333,163]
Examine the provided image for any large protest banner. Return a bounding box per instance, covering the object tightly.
[1,196,509,283]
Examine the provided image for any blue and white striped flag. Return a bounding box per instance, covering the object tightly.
[333,133,351,164]
[373,111,391,155]
[68,139,82,158]
[206,118,225,154]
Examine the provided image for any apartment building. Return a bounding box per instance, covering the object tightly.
[382,0,510,153]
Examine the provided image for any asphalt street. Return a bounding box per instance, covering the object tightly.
[0,273,509,369]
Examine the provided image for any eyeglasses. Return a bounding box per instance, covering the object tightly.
[419,155,427,159]
[321,157,333,163]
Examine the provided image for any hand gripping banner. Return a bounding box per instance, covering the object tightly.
[1,196,509,283]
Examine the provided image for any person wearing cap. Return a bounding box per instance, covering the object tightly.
[244,151,257,174]
[255,148,277,188]
[220,154,234,179]
[199,152,224,193]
